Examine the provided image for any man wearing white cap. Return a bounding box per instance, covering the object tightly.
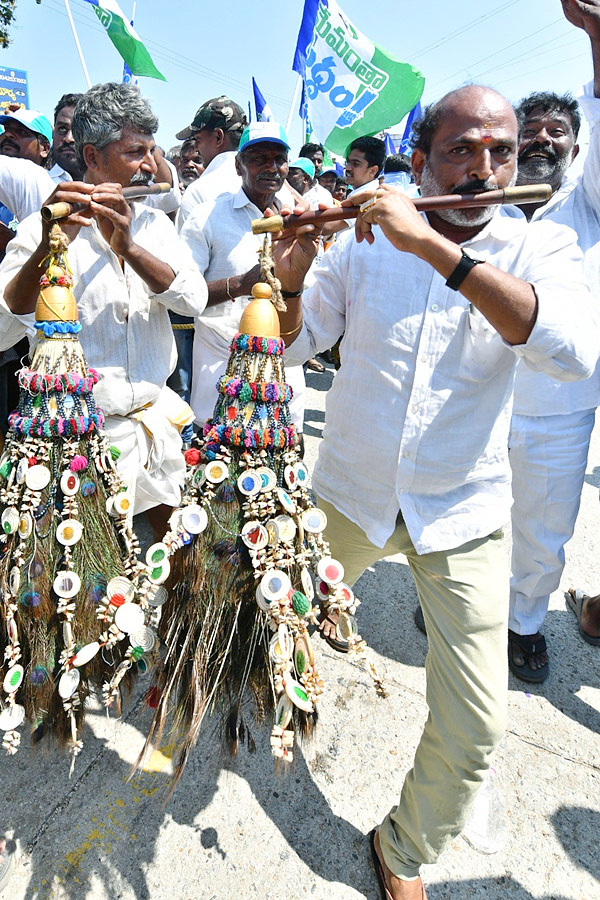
[181,121,306,441]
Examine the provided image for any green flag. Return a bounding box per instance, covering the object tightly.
[293,0,424,155]
[83,0,166,81]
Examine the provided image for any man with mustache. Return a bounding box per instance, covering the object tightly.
[181,121,306,444]
[0,107,52,167]
[271,83,598,899]
[0,82,207,531]
[49,93,84,182]
[505,0,600,679]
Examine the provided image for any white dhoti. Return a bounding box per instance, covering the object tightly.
[104,386,193,516]
[509,408,596,635]
[190,321,305,431]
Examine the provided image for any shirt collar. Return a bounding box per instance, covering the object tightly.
[232,186,282,215]
[201,151,237,177]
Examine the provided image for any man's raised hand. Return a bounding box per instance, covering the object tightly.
[561,0,600,39]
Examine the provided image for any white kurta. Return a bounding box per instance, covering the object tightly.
[284,212,598,554]
[0,204,208,513]
[181,187,306,430]
[507,83,600,635]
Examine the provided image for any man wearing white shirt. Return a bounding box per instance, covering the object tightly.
[506,0,600,680]
[181,122,305,440]
[273,85,598,899]
[49,93,84,183]
[177,96,248,227]
[0,82,207,526]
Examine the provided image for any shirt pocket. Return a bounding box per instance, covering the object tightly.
[458,306,507,383]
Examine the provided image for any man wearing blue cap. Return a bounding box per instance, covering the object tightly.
[0,107,52,167]
[287,157,315,197]
[181,121,306,441]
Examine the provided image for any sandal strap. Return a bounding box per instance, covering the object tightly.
[509,630,547,656]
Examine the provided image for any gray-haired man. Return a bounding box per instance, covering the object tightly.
[0,82,207,531]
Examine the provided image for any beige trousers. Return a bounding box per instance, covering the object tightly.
[317,497,508,879]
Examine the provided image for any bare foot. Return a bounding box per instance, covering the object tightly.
[579,594,600,639]
[318,608,338,642]
[373,830,428,900]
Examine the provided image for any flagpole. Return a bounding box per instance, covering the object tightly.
[285,73,303,135]
[63,0,92,88]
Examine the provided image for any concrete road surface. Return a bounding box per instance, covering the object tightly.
[3,362,599,900]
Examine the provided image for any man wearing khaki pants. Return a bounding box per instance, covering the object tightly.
[273,84,599,899]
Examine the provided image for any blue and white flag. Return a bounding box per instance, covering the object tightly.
[293,0,424,155]
[384,132,396,156]
[399,101,422,155]
[252,77,273,122]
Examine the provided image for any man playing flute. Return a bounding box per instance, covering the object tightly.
[272,84,599,899]
[0,82,207,533]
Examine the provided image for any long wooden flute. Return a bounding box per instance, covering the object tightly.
[251,184,552,235]
[40,182,172,222]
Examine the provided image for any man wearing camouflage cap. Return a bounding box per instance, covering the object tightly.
[177,95,247,226]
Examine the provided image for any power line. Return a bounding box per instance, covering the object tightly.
[44,0,291,111]
[427,18,567,91]
[494,50,587,91]
[411,0,521,59]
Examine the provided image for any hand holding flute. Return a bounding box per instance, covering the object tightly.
[39,180,149,257]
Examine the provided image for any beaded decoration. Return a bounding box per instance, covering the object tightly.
[0,225,151,769]
[136,257,380,792]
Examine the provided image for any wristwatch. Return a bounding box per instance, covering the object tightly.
[445,249,486,291]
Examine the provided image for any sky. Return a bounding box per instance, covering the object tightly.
[0,0,595,156]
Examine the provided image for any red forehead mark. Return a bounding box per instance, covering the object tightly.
[481,124,493,143]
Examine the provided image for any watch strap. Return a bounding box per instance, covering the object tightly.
[445,250,485,291]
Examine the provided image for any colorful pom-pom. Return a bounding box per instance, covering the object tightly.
[184,448,202,466]
[70,455,88,472]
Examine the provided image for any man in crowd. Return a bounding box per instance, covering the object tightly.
[180,137,204,187]
[177,95,248,225]
[505,0,600,678]
[287,157,316,197]
[47,91,181,218]
[272,84,597,899]
[49,92,84,182]
[299,141,334,207]
[180,121,306,444]
[0,107,52,168]
[317,166,338,196]
[299,140,324,177]
[0,82,207,531]
[383,153,416,193]
[345,134,385,191]
[333,177,348,201]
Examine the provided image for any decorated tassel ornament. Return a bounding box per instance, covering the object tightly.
[0,224,154,766]
[137,236,379,791]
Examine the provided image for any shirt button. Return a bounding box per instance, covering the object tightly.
[420,355,428,362]
[402,451,411,459]
[411,404,420,413]
[431,304,439,311]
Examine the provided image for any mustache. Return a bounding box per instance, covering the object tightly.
[519,146,557,164]
[257,171,283,181]
[0,138,19,153]
[452,179,496,195]
[129,171,152,186]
